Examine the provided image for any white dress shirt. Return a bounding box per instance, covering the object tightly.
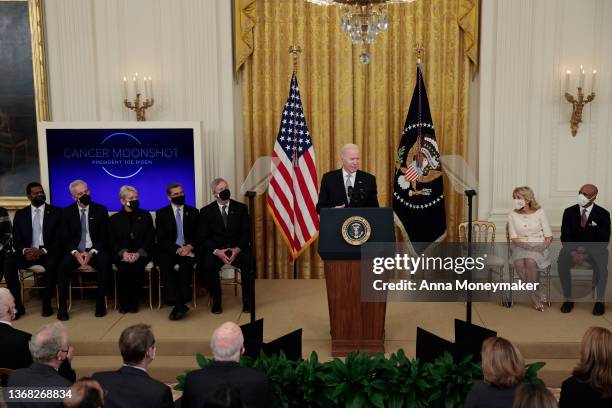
[342,169,356,189]
[580,204,594,219]
[71,205,95,254]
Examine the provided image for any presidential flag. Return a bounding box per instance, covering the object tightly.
[267,72,319,260]
[393,64,446,245]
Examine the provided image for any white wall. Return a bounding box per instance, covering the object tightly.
[43,0,239,204]
[478,0,612,236]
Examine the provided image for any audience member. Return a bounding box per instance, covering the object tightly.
[3,182,62,318]
[198,179,251,314]
[512,384,558,408]
[0,288,76,382]
[57,180,111,320]
[182,322,275,408]
[203,383,244,408]
[507,186,553,311]
[7,322,75,408]
[560,326,612,407]
[155,182,199,320]
[464,337,525,408]
[0,205,11,285]
[109,185,154,313]
[92,324,173,408]
[559,184,610,315]
[64,377,105,408]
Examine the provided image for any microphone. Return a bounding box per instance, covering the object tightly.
[347,185,354,201]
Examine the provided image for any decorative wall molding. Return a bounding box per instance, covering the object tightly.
[478,0,612,238]
[44,0,237,203]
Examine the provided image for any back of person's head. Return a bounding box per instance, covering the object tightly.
[512,384,558,408]
[210,322,244,362]
[481,336,525,388]
[0,287,15,321]
[203,383,244,408]
[29,322,68,364]
[118,324,155,365]
[64,377,104,408]
[573,326,612,398]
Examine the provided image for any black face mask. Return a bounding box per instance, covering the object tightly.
[171,195,186,206]
[219,189,231,201]
[127,199,139,210]
[32,194,46,207]
[78,194,91,206]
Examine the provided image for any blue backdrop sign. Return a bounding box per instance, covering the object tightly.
[46,128,196,211]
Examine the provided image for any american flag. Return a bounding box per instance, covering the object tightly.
[267,73,319,260]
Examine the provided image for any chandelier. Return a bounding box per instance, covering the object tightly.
[305,0,416,64]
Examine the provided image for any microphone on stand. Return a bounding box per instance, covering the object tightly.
[347,185,354,207]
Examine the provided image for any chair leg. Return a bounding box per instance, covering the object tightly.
[68,282,72,312]
[157,268,162,309]
[113,270,118,310]
[192,272,197,309]
[79,274,84,299]
[148,270,153,310]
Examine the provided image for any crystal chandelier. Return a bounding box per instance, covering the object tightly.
[305,0,416,64]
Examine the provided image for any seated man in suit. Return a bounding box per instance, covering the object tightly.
[109,185,155,313]
[3,182,62,318]
[57,180,110,321]
[93,324,173,408]
[0,206,11,285]
[316,143,379,212]
[199,179,251,314]
[559,184,611,316]
[0,288,76,383]
[155,183,198,321]
[7,322,75,408]
[182,322,275,408]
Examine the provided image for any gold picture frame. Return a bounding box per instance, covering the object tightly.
[0,0,49,209]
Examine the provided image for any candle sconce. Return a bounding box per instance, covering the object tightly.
[123,73,154,121]
[564,66,596,137]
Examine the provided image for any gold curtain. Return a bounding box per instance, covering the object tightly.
[234,0,257,73]
[241,0,478,279]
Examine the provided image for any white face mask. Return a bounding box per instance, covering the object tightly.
[513,199,526,210]
[577,194,590,207]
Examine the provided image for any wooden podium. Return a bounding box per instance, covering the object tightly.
[318,208,394,357]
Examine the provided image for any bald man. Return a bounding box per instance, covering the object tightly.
[559,184,610,315]
[316,143,379,212]
[182,322,275,408]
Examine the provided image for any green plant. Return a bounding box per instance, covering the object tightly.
[175,349,545,407]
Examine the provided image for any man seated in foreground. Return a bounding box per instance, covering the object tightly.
[92,324,173,408]
[182,322,275,408]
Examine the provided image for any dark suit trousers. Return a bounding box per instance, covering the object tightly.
[57,251,110,308]
[201,251,251,305]
[114,257,149,308]
[3,251,59,308]
[157,253,195,307]
[558,246,609,301]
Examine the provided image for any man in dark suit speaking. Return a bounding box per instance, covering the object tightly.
[559,184,611,316]
[316,143,379,212]
[57,180,110,321]
[4,182,62,318]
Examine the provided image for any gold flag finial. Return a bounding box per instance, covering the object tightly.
[414,43,425,65]
[288,45,302,73]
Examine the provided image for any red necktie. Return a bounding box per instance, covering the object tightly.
[580,209,587,228]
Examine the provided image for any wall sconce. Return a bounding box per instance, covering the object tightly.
[564,65,596,136]
[123,72,154,121]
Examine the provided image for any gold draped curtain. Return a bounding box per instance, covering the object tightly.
[237,0,479,279]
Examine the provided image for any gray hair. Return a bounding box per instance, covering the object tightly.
[210,178,227,193]
[340,143,359,158]
[119,185,138,200]
[69,179,88,195]
[29,322,68,363]
[210,322,243,362]
[0,288,14,318]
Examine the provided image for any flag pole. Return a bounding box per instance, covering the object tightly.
[289,45,302,278]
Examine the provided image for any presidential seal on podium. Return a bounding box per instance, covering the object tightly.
[341,216,372,246]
